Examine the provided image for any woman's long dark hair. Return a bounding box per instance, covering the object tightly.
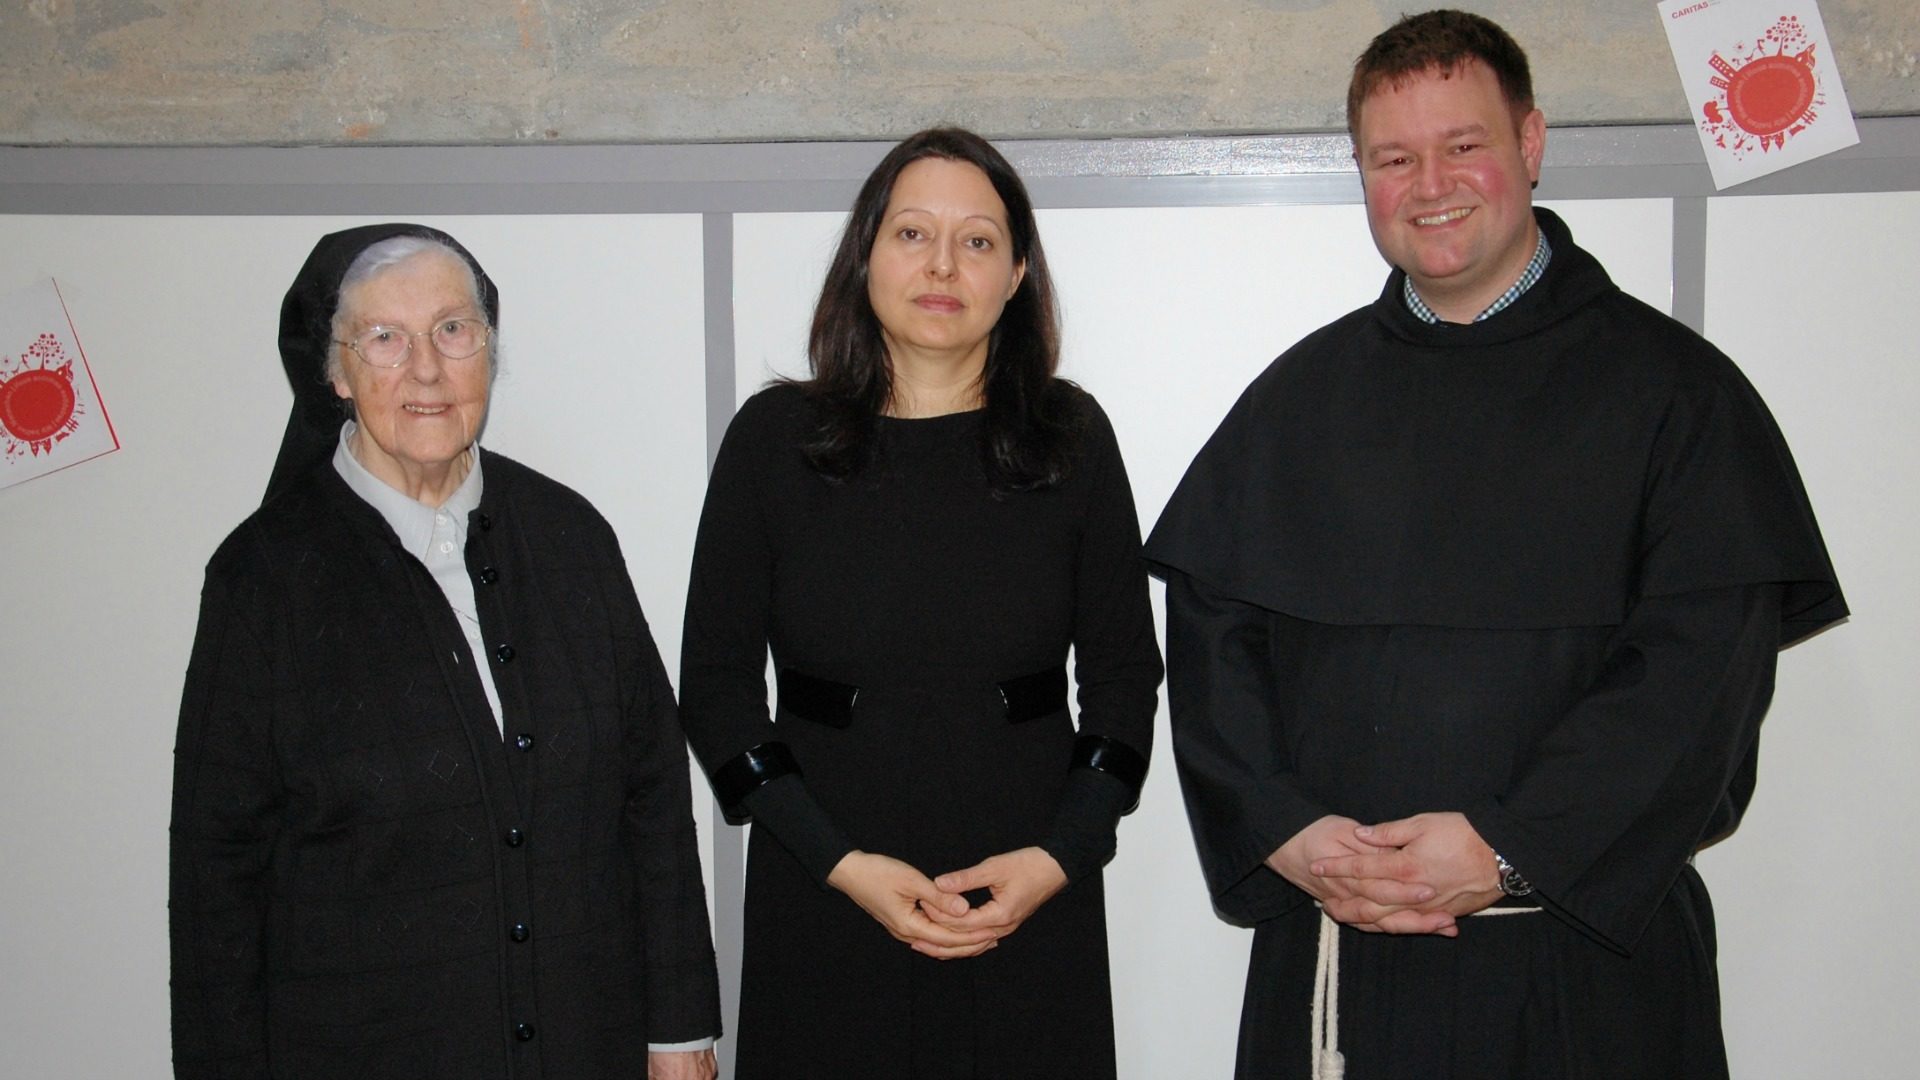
[798,127,1083,492]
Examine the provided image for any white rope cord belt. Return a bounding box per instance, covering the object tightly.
[1309,903,1542,1080]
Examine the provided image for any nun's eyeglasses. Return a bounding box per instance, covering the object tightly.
[334,318,491,369]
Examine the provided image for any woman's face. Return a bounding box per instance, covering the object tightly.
[866,157,1026,373]
[330,251,491,495]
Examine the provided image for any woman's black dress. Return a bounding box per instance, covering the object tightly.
[680,383,1162,1079]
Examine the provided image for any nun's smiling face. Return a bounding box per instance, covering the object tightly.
[329,249,492,505]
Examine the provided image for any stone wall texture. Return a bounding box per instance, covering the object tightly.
[2,0,1914,146]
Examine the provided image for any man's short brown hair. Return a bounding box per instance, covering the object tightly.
[1346,9,1535,137]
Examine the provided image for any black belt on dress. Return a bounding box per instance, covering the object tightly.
[775,665,1070,728]
[711,665,1148,817]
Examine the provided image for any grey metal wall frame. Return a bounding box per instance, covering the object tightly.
[10,117,1915,1077]
[4,119,1916,215]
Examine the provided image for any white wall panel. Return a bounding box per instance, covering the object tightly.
[1049,203,1381,1078]
[733,212,846,397]
[1700,191,1920,1080]
[1540,198,1675,314]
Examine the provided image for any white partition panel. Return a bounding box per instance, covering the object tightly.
[1049,203,1383,1077]
[462,215,710,671]
[1699,191,1920,1080]
[733,212,846,393]
[0,214,709,1079]
[1539,199,1676,315]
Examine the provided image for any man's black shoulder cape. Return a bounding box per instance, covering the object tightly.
[1145,208,1845,643]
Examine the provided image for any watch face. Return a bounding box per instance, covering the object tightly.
[1495,854,1534,897]
[1500,866,1534,897]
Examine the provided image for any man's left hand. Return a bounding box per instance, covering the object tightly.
[1310,812,1505,932]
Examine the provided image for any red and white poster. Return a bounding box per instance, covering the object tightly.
[1659,0,1859,189]
[0,280,119,491]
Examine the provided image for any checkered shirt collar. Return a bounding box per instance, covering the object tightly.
[1403,227,1553,325]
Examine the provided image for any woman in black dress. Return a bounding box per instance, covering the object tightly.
[680,129,1163,1078]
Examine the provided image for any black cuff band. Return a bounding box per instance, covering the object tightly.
[1070,735,1148,809]
[710,741,802,819]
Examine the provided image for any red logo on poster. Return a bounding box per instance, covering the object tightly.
[1,332,85,460]
[1700,16,1825,157]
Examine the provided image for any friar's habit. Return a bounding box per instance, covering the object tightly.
[1145,208,1845,1078]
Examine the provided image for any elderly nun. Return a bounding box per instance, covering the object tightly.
[168,224,720,1079]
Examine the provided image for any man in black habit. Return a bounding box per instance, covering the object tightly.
[1145,10,1846,1079]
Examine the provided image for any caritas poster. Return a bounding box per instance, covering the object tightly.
[1659,0,1859,189]
[0,280,119,490]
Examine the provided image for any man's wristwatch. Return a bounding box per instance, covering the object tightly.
[1492,850,1534,897]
